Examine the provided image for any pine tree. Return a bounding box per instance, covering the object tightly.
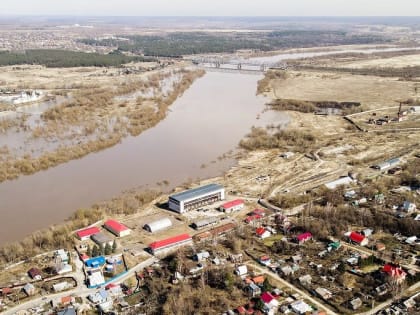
[105,243,112,256]
[92,245,99,257]
[86,245,92,257]
[112,240,117,253]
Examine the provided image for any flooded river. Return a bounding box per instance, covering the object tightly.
[1,45,418,244]
[0,72,287,244]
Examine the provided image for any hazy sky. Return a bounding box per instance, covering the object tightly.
[1,0,419,16]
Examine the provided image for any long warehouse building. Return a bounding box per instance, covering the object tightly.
[168,183,225,213]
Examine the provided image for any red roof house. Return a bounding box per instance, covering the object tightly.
[220,199,244,213]
[296,232,312,244]
[261,292,279,309]
[349,232,368,246]
[104,219,131,237]
[383,264,407,283]
[237,306,247,314]
[256,227,271,239]
[149,233,193,254]
[76,226,100,241]
[245,214,262,224]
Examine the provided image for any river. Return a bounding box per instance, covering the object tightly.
[1,45,418,244]
[0,71,287,244]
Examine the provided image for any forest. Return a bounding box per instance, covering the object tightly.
[80,31,388,57]
[0,49,153,67]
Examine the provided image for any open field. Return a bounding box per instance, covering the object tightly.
[339,53,420,69]
[268,71,417,110]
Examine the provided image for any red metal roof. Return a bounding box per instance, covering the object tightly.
[349,231,365,243]
[383,264,406,278]
[297,232,312,242]
[260,292,275,304]
[104,219,128,232]
[76,226,100,239]
[237,306,246,314]
[245,214,262,223]
[149,233,191,250]
[256,227,266,236]
[221,199,244,209]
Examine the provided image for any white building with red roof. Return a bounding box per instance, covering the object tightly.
[104,219,131,237]
[383,264,407,284]
[256,227,271,239]
[348,231,368,246]
[149,233,193,255]
[220,199,244,213]
[76,226,100,241]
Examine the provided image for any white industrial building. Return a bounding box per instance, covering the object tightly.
[168,183,225,213]
[144,217,173,233]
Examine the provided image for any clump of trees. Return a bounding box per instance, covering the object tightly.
[239,127,317,152]
[0,50,153,68]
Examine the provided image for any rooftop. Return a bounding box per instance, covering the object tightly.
[169,183,223,202]
[104,219,129,232]
[77,226,100,239]
[149,233,192,250]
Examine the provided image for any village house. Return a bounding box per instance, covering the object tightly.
[23,283,35,296]
[104,219,131,237]
[402,201,416,213]
[260,292,279,314]
[347,231,369,246]
[350,297,362,310]
[245,283,261,297]
[256,227,271,239]
[299,274,312,286]
[89,289,109,304]
[290,300,312,314]
[315,287,333,300]
[295,232,312,244]
[382,264,407,284]
[76,226,100,241]
[235,265,248,276]
[27,267,42,280]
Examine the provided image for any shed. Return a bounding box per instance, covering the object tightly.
[23,283,35,296]
[193,251,210,261]
[91,232,113,247]
[192,217,219,230]
[235,265,248,276]
[144,217,173,233]
[28,268,42,280]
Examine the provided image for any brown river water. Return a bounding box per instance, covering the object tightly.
[0,71,287,244]
[1,45,418,244]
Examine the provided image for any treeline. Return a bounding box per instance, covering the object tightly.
[269,98,361,113]
[80,31,388,57]
[0,49,153,68]
[239,127,317,152]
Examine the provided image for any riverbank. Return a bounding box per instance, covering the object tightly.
[0,68,205,183]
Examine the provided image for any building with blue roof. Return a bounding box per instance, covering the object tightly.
[168,183,225,213]
[85,256,106,268]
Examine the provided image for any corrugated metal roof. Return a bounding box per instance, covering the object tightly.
[169,183,223,202]
[149,233,192,250]
[221,199,244,209]
[144,217,173,232]
[192,216,219,228]
[104,219,128,233]
[77,226,100,238]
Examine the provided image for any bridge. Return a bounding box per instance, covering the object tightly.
[189,57,287,73]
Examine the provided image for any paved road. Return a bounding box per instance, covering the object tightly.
[248,263,339,315]
[3,256,158,315]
